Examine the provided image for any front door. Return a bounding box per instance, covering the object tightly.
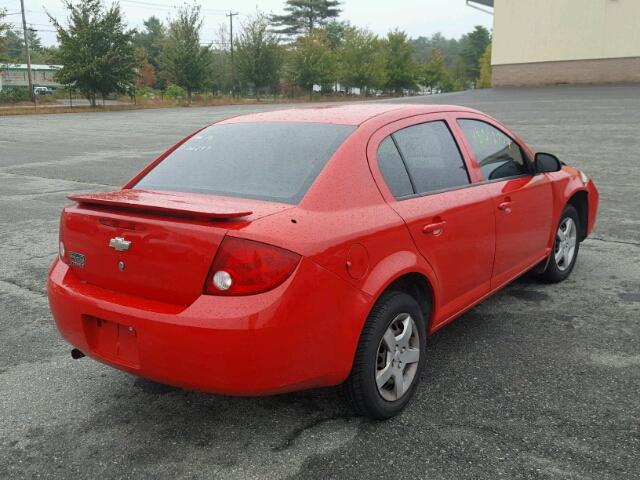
[457,118,554,288]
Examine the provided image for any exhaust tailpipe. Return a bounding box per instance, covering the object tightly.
[71,348,85,359]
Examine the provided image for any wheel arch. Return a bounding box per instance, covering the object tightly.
[567,190,589,241]
[363,268,437,336]
[383,272,435,331]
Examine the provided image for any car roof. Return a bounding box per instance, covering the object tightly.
[220,103,483,126]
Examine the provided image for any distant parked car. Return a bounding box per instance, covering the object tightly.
[34,86,53,96]
[48,104,599,419]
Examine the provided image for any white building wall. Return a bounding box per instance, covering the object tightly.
[492,0,640,66]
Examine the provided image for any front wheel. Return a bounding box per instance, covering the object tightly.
[344,291,426,419]
[539,204,580,283]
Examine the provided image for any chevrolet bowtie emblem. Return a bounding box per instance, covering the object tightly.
[109,236,131,252]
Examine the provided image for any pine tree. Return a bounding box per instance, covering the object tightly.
[271,0,341,37]
[2,28,44,62]
[458,25,491,84]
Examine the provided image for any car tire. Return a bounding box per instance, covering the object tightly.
[539,204,581,283]
[344,291,427,420]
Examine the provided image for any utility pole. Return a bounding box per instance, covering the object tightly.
[227,11,238,98]
[19,0,35,104]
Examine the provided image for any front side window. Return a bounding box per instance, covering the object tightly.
[392,121,470,195]
[135,122,355,204]
[458,119,528,181]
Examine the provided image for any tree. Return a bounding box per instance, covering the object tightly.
[1,28,55,64]
[2,28,44,62]
[421,48,450,91]
[49,0,137,106]
[135,47,156,88]
[337,27,387,95]
[133,16,165,88]
[476,44,492,88]
[235,14,283,99]
[0,10,10,61]
[160,5,212,101]
[410,32,461,65]
[206,23,232,95]
[271,0,341,37]
[289,30,335,99]
[322,19,350,49]
[384,30,417,94]
[458,25,490,84]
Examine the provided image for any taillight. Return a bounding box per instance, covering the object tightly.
[58,213,68,264]
[204,237,301,296]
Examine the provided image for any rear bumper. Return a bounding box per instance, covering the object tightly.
[48,258,371,395]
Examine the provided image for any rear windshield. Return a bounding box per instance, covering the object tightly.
[135,122,355,204]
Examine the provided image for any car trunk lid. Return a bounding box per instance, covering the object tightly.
[61,189,291,305]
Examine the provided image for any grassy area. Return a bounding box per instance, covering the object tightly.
[0,93,381,116]
[0,103,169,116]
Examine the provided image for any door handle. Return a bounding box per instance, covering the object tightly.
[423,221,446,236]
[498,201,513,213]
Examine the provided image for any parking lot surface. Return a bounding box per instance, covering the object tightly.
[1,85,639,479]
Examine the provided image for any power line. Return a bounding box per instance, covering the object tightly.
[119,0,245,15]
[9,24,57,33]
[8,21,53,27]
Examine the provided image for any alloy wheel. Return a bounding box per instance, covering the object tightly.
[555,217,577,271]
[375,313,420,401]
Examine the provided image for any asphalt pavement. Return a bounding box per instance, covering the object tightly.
[1,85,639,479]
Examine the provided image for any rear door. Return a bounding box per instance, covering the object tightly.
[456,117,554,288]
[369,114,496,325]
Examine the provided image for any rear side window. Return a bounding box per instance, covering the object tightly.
[392,121,470,195]
[135,122,355,204]
[377,137,414,198]
[458,119,528,181]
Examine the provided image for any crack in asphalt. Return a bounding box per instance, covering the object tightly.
[0,278,46,298]
[0,171,115,187]
[271,415,357,452]
[589,237,640,247]
[0,189,89,200]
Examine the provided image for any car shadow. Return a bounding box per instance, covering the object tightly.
[118,272,549,420]
[40,272,564,476]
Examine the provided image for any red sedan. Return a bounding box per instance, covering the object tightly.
[48,104,599,419]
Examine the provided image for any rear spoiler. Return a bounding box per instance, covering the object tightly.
[68,189,253,220]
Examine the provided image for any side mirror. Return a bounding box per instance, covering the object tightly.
[535,152,562,173]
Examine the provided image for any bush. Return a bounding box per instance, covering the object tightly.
[0,87,31,104]
[136,86,160,98]
[164,84,187,99]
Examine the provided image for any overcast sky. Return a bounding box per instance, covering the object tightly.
[1,0,493,47]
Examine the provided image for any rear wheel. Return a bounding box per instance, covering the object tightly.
[539,205,580,283]
[344,291,426,419]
